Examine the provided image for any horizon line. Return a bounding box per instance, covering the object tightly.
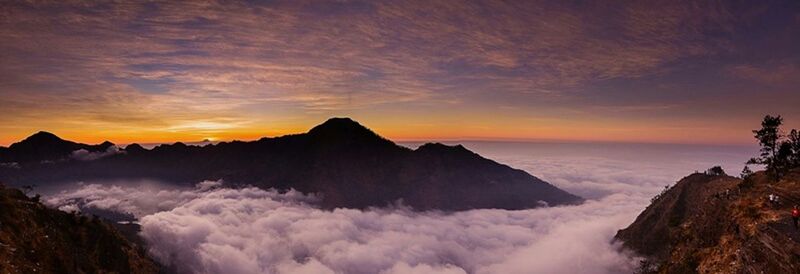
[0,131,759,148]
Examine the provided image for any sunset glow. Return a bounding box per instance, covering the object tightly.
[4,2,800,273]
[1,1,799,146]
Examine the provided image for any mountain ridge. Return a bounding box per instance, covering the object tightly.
[0,118,583,210]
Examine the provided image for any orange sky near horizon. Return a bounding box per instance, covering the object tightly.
[2,114,797,147]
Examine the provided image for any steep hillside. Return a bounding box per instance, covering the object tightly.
[0,183,159,274]
[0,118,582,210]
[615,169,800,273]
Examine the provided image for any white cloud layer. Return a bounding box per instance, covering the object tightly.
[47,182,640,274]
[70,145,124,161]
[43,143,755,274]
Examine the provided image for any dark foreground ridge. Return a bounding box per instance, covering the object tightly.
[0,183,158,273]
[0,117,582,210]
[615,169,800,273]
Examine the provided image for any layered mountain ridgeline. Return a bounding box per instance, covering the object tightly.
[0,183,159,273]
[0,118,582,210]
[615,169,800,273]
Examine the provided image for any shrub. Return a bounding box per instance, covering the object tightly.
[707,166,726,176]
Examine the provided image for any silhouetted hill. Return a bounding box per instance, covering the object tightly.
[615,169,800,273]
[1,131,115,164]
[0,118,582,210]
[0,183,158,273]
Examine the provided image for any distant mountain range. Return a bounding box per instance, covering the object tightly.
[0,118,582,210]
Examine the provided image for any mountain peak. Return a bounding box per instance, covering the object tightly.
[5,131,83,162]
[99,141,115,149]
[124,143,146,153]
[308,117,379,138]
[312,117,363,129]
[27,131,62,141]
[12,131,67,148]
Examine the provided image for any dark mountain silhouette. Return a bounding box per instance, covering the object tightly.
[0,118,582,210]
[615,169,800,273]
[0,183,159,273]
[0,131,114,164]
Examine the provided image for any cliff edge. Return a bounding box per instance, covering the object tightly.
[615,169,800,273]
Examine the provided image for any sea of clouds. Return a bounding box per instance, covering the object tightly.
[43,142,757,274]
[70,145,124,161]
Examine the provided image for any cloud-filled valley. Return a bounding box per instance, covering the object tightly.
[42,142,755,274]
[46,181,638,274]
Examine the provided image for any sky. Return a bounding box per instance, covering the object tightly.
[1,0,799,146]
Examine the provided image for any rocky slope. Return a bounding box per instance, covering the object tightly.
[615,169,800,273]
[0,117,582,210]
[0,183,159,273]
